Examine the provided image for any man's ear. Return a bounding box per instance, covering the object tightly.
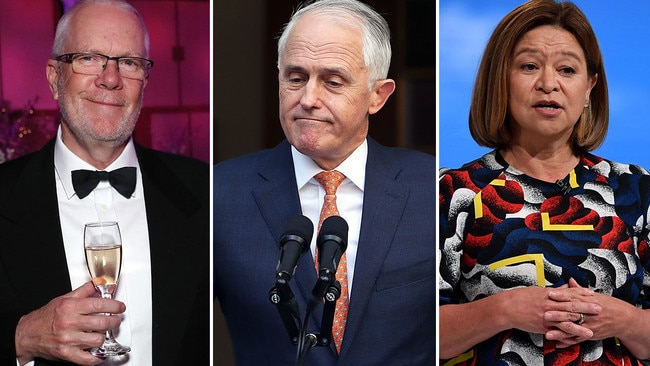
[46,60,60,100]
[368,79,396,115]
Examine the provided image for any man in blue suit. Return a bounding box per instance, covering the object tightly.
[214,0,435,364]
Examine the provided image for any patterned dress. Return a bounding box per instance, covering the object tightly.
[439,150,650,365]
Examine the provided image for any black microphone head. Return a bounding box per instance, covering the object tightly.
[280,215,313,253]
[317,215,348,252]
[275,215,314,282]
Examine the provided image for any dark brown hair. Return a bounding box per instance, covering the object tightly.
[468,0,608,153]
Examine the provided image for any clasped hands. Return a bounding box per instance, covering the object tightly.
[540,278,628,348]
[15,282,126,366]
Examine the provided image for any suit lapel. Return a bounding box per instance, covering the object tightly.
[251,142,302,245]
[339,139,409,357]
[250,142,327,342]
[252,140,409,359]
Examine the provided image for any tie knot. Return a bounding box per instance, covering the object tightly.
[314,170,345,195]
[96,171,110,181]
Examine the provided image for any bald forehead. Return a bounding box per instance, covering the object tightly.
[65,3,146,55]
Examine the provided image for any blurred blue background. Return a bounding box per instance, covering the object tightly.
[439,1,650,170]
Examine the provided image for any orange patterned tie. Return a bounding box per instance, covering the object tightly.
[313,170,348,353]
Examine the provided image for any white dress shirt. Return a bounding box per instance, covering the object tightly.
[51,127,153,365]
[291,139,367,295]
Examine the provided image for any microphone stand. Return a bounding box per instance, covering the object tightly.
[295,273,341,366]
[270,214,348,365]
[269,273,301,345]
[269,273,341,366]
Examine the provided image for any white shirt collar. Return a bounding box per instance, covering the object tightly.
[291,139,367,191]
[54,126,139,199]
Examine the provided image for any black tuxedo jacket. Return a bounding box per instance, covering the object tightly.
[214,139,436,365]
[0,139,209,365]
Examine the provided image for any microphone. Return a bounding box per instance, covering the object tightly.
[316,216,349,283]
[555,179,571,195]
[308,215,349,314]
[275,215,314,282]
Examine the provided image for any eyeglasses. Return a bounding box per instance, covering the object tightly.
[54,52,154,80]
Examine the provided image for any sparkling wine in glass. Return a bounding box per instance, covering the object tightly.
[84,221,131,357]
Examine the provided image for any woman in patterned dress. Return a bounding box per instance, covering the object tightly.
[439,0,650,365]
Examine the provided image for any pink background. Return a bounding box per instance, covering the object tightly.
[0,0,210,163]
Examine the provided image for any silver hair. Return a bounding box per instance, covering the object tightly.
[51,0,150,58]
[277,0,392,88]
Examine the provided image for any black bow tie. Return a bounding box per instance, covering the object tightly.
[71,167,137,199]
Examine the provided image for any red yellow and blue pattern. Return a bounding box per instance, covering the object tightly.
[439,150,650,365]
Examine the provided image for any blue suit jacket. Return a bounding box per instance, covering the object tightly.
[214,139,435,365]
[0,139,210,365]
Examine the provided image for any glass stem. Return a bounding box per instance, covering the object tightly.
[101,291,118,340]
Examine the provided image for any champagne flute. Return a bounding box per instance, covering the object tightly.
[84,221,131,357]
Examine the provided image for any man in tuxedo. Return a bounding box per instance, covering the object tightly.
[0,1,208,365]
[214,0,435,364]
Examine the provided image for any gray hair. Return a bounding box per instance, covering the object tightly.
[277,0,392,88]
[51,0,150,58]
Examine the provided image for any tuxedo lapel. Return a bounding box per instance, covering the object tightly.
[135,146,209,361]
[0,140,71,311]
[0,143,209,364]
[338,140,410,357]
